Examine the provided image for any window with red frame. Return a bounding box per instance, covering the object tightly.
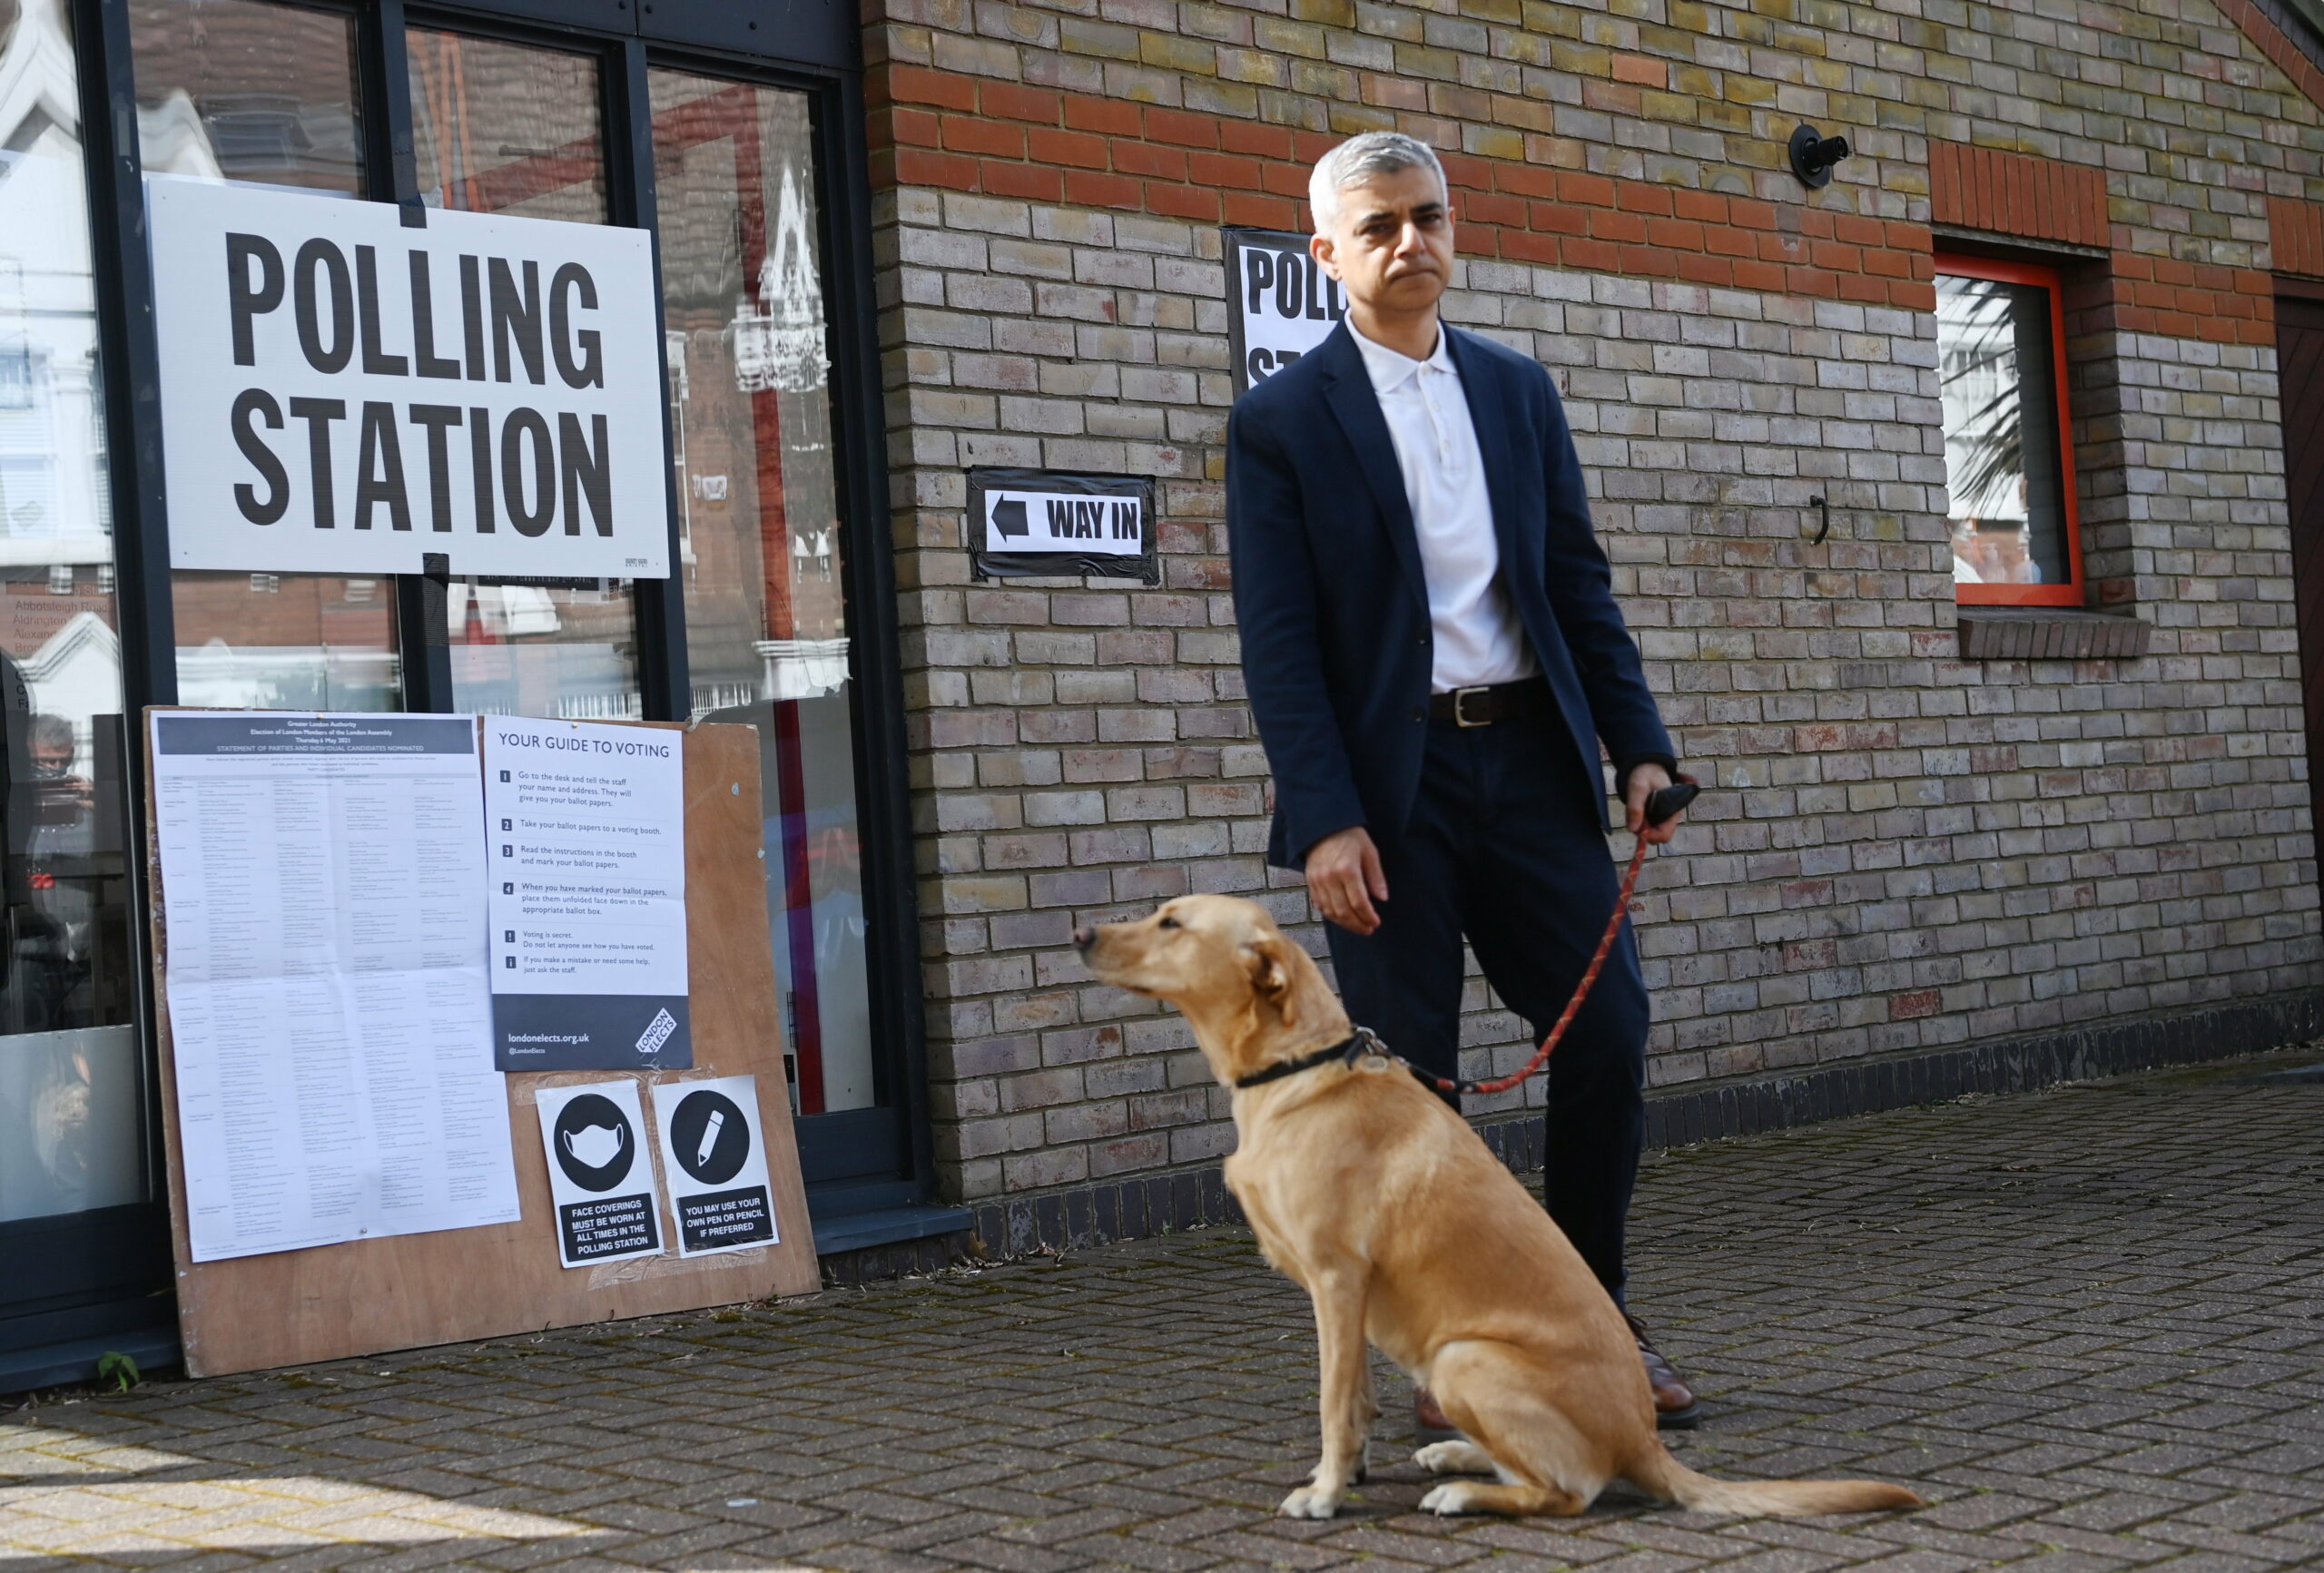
[1934,255,2083,605]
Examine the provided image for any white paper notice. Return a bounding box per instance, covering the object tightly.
[536,1079,665,1269]
[649,1076,779,1256]
[152,713,520,1263]
[483,718,690,1072]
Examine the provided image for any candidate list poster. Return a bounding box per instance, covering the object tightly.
[152,713,521,1263]
[484,717,689,1070]
[146,176,670,580]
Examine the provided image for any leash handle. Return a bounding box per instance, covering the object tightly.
[1645,780,1699,829]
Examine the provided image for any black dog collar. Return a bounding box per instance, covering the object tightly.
[1234,1028,1383,1089]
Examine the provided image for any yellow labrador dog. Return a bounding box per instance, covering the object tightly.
[1077,894,1922,1521]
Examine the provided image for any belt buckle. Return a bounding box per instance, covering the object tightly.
[1452,685,1491,727]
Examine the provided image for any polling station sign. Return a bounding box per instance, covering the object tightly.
[1225,227,1346,396]
[967,468,1157,583]
[147,177,670,579]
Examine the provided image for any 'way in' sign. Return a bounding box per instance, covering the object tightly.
[984,489,1146,555]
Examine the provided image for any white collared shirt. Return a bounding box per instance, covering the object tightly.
[1349,322,1537,693]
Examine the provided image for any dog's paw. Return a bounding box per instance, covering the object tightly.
[1419,1482,1481,1517]
[1277,1486,1343,1519]
[1413,1441,1494,1476]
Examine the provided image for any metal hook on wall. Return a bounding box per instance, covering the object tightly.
[1808,495,1830,546]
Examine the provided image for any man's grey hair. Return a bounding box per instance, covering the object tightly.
[1308,132,1449,234]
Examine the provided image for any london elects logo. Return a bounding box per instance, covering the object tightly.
[635,1008,678,1057]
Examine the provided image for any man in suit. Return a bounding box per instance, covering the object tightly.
[1226,132,1699,1430]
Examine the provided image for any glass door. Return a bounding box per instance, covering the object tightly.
[0,0,168,1375]
[647,69,892,1183]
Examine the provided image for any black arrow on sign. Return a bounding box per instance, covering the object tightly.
[991,498,1029,539]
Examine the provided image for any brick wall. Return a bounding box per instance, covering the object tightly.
[863,0,2324,1209]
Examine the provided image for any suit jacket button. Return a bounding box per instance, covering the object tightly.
[1411,707,1424,722]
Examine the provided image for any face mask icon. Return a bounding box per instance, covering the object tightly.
[561,1122,626,1169]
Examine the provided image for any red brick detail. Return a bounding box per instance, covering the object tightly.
[2270,195,2324,280]
[1928,142,2110,250]
[2067,254,2277,348]
[2214,0,2324,112]
[866,66,1939,310]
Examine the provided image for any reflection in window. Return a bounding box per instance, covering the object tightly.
[128,0,363,192]
[0,0,146,1224]
[653,71,873,1116]
[409,29,639,722]
[1935,268,2074,594]
[171,573,399,710]
[410,29,606,224]
[131,0,405,708]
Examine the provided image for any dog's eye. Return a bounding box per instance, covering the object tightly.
[1157,916,1179,929]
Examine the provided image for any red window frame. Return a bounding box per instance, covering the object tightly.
[1935,253,2084,607]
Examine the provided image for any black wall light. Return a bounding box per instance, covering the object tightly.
[1787,123,1852,188]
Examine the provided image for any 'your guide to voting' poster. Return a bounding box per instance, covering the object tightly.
[484,717,691,1071]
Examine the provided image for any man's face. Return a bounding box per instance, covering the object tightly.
[31,742,71,781]
[1313,163,1453,317]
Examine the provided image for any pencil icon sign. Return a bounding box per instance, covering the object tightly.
[695,1109,724,1167]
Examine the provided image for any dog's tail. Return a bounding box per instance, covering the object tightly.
[1632,1449,1923,1519]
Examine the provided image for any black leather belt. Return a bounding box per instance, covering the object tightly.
[1427,676,1547,727]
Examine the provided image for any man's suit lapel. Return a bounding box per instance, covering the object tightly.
[1446,328,1526,577]
[1315,327,1429,614]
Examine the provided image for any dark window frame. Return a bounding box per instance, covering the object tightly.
[1934,251,2087,608]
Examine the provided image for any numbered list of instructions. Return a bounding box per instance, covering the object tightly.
[484,717,690,1071]
[152,713,521,1263]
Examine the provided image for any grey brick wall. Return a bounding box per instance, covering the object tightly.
[864,0,2324,1210]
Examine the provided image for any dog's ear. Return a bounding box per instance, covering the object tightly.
[1244,935,1298,1028]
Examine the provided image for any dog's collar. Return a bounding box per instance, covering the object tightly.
[1234,1027,1384,1089]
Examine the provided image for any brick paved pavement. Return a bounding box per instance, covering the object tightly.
[7,1051,2324,1571]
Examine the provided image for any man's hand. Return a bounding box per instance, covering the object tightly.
[1304,826,1388,935]
[1624,763,1683,847]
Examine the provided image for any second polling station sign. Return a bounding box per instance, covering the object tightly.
[147,177,670,579]
[1225,227,1346,397]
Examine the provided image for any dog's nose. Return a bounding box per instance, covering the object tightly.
[1072,924,1096,950]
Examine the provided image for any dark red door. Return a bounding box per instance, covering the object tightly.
[2278,294,2324,837]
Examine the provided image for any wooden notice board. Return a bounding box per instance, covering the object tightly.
[144,713,820,1378]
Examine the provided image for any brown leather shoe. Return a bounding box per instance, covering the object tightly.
[1627,1312,1702,1430]
[1413,1387,1462,1445]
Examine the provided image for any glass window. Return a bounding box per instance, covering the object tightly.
[1935,258,2083,605]
[0,0,146,1223]
[651,71,872,1115]
[131,0,403,707]
[409,28,639,722]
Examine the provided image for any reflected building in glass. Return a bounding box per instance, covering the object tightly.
[0,0,144,1227]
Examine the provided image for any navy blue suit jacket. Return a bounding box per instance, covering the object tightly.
[1227,321,1675,870]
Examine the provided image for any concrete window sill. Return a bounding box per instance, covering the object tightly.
[1955,605,2151,661]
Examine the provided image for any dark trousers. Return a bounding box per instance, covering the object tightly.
[1324,712,1649,1303]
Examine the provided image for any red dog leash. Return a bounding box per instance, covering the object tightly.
[1405,776,1698,1099]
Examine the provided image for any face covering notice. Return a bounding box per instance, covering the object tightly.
[534,1079,666,1269]
[484,717,689,1071]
